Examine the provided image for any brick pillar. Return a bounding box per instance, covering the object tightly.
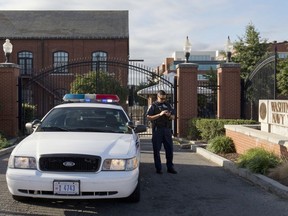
[217,63,241,119]
[0,63,20,137]
[176,63,198,137]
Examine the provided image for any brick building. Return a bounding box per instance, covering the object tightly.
[0,10,129,73]
[0,10,129,137]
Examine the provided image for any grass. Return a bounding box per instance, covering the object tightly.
[237,147,281,175]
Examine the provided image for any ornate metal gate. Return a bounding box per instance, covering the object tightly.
[19,58,174,135]
[242,54,276,120]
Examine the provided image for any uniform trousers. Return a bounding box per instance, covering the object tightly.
[151,127,174,171]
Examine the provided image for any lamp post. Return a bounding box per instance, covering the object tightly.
[183,36,192,63]
[274,41,277,99]
[3,39,13,63]
[225,36,233,62]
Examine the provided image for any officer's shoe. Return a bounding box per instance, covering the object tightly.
[167,168,177,174]
[156,170,163,174]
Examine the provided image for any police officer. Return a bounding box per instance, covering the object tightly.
[146,90,177,174]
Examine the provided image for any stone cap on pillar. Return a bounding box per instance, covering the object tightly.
[176,62,198,69]
[0,63,20,68]
[217,62,240,69]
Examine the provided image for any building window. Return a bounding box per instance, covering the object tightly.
[18,51,33,75]
[92,51,107,72]
[53,51,68,73]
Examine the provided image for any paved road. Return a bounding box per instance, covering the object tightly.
[1,139,288,216]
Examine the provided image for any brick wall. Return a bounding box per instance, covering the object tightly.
[0,64,20,137]
[225,125,288,158]
[0,38,129,71]
[217,63,241,119]
[176,63,198,137]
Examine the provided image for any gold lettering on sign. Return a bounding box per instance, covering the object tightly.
[271,102,288,113]
[272,113,285,124]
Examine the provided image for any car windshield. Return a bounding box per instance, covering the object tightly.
[38,107,131,134]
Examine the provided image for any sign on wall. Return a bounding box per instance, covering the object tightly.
[259,100,288,136]
[259,100,288,127]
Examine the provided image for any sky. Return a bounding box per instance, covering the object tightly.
[1,0,288,68]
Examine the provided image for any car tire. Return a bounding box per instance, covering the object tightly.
[126,180,140,203]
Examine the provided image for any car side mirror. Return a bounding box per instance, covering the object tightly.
[126,121,135,129]
[25,119,41,134]
[134,125,147,133]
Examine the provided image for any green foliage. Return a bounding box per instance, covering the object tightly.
[0,134,9,150]
[207,135,235,154]
[237,148,281,175]
[203,67,217,85]
[23,103,37,123]
[70,71,128,103]
[277,57,288,96]
[187,118,201,140]
[194,119,256,141]
[232,22,269,80]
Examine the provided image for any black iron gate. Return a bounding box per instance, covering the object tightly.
[19,58,174,135]
[241,54,276,120]
[197,81,218,118]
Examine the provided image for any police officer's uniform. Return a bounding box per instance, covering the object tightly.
[146,101,176,173]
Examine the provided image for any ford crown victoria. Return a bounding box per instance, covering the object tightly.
[6,94,146,202]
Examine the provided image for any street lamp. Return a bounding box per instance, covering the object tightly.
[225,36,233,62]
[3,39,13,63]
[183,36,192,63]
[274,40,277,99]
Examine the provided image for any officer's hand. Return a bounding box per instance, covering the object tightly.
[160,110,168,116]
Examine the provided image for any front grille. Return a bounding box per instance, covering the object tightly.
[39,154,101,172]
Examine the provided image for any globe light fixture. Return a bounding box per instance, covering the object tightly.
[225,36,233,62]
[3,39,13,63]
[183,36,192,63]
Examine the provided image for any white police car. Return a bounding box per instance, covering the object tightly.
[6,94,146,202]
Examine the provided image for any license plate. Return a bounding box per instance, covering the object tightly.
[53,180,80,195]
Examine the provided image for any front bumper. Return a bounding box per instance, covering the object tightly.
[6,168,139,199]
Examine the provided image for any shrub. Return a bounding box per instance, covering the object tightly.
[237,148,281,175]
[187,118,201,140]
[207,135,235,154]
[0,134,9,150]
[194,119,257,141]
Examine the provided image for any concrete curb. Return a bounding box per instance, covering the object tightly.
[196,147,288,199]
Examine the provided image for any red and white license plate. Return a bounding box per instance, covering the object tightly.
[53,180,80,195]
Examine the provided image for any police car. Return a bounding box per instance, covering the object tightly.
[6,94,146,202]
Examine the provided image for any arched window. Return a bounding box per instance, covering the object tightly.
[18,51,33,75]
[92,51,107,72]
[53,51,68,73]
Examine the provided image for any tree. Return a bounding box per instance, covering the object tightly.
[277,57,288,96]
[70,71,128,103]
[232,23,269,80]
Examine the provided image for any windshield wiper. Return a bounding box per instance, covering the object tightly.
[70,128,125,133]
[39,126,70,132]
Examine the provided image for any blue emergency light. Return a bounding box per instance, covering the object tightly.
[63,94,120,103]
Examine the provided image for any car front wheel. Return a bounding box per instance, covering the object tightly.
[126,180,140,203]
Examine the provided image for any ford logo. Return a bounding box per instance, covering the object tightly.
[63,161,75,167]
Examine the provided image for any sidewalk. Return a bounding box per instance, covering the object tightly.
[194,144,288,199]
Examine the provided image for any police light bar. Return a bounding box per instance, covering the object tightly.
[63,94,120,103]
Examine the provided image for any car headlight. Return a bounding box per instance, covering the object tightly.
[8,156,37,169]
[102,157,138,171]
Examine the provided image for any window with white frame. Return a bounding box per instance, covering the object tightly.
[92,51,107,72]
[53,51,69,73]
[18,51,33,75]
